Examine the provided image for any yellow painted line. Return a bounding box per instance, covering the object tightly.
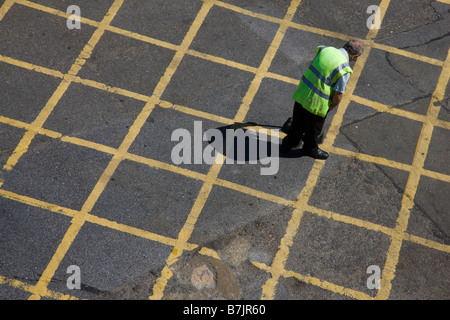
[0,115,204,184]
[60,136,117,156]
[0,181,221,300]
[252,261,373,300]
[421,168,450,184]
[436,119,450,130]
[2,86,446,187]
[216,0,351,42]
[24,0,125,300]
[176,165,223,249]
[2,0,448,300]
[27,216,84,300]
[255,221,396,300]
[1,31,448,137]
[0,54,64,78]
[85,0,218,238]
[2,169,448,264]
[0,275,39,297]
[372,42,444,67]
[2,0,124,173]
[2,79,69,172]
[0,275,78,300]
[0,186,215,261]
[266,71,299,85]
[216,178,296,207]
[0,53,149,103]
[187,49,259,74]
[242,119,404,175]
[85,214,184,249]
[330,146,413,172]
[0,188,178,248]
[1,152,448,300]
[7,160,442,298]
[0,0,14,21]
[0,189,77,218]
[260,165,317,300]
[126,152,207,182]
[198,247,221,260]
[107,24,179,52]
[17,0,179,53]
[321,50,381,150]
[2,88,449,194]
[146,8,236,288]
[0,49,235,124]
[234,0,301,123]
[150,154,225,300]
[18,0,255,75]
[0,38,445,219]
[83,2,217,234]
[404,234,450,253]
[9,110,448,263]
[0,113,295,212]
[35,0,213,302]
[215,0,281,24]
[16,0,445,85]
[150,0,303,300]
[436,0,450,5]
[288,22,351,42]
[75,77,149,102]
[15,0,97,28]
[333,146,450,185]
[160,100,235,125]
[3,112,449,258]
[376,47,450,300]
[2,151,448,301]
[0,115,31,131]
[151,1,216,98]
[352,94,450,131]
[305,205,395,238]
[352,95,427,124]
[367,0,390,40]
[283,269,373,300]
[261,0,393,300]
[302,205,450,256]
[226,0,323,300]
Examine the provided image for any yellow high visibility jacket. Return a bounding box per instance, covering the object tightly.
[292,46,353,117]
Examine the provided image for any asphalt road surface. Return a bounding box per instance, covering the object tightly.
[0,0,449,301]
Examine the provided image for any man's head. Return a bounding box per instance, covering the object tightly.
[343,40,363,62]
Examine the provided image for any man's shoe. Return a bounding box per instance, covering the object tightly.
[303,148,329,160]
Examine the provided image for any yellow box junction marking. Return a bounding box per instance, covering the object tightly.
[259,0,393,300]
[149,0,304,300]
[23,0,126,300]
[375,47,450,300]
[2,0,125,174]
[0,0,448,300]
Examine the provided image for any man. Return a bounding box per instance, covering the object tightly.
[281,40,363,159]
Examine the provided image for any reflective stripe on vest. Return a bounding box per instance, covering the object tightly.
[292,46,352,117]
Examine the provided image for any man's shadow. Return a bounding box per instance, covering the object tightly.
[204,119,305,161]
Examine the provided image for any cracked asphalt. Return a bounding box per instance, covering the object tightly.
[0,0,449,303]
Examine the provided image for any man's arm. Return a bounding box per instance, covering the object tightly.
[329,90,343,112]
[329,71,350,113]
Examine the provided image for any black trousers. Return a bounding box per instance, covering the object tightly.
[282,101,326,151]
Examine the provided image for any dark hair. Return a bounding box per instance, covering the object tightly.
[343,40,364,56]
